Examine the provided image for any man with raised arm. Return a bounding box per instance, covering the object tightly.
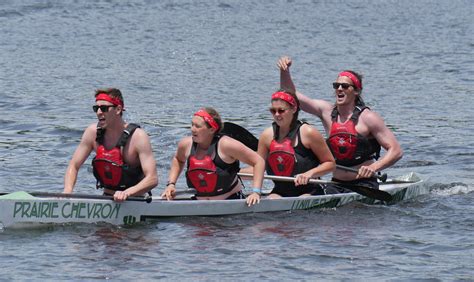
[64,88,158,201]
[277,57,402,192]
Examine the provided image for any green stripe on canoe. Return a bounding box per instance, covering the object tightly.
[0,191,36,200]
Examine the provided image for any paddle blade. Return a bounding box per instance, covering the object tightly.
[344,185,393,202]
[221,122,259,151]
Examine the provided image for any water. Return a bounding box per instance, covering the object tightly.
[0,0,473,280]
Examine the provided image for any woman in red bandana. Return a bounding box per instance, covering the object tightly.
[161,107,265,206]
[242,90,335,198]
[277,56,403,192]
[64,88,158,201]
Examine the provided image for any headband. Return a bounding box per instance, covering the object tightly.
[194,109,220,131]
[95,93,124,109]
[338,71,362,90]
[271,91,297,108]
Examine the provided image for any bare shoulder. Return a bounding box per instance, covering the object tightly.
[300,123,324,144]
[82,123,99,142]
[259,127,274,145]
[178,136,193,148]
[360,109,385,126]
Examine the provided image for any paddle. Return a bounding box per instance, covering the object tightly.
[221,122,258,151]
[0,192,153,203]
[222,122,392,201]
[222,122,388,180]
[238,173,392,202]
[336,165,387,182]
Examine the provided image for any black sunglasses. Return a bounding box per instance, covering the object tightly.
[269,107,289,115]
[332,82,355,90]
[92,105,117,113]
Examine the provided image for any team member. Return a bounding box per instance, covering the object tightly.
[277,56,403,191]
[161,107,265,206]
[64,88,158,201]
[242,90,335,198]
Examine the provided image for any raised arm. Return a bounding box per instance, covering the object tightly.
[64,124,96,193]
[277,56,332,124]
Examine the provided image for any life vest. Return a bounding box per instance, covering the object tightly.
[266,122,300,177]
[327,106,381,166]
[185,136,240,197]
[92,123,144,191]
[266,121,321,177]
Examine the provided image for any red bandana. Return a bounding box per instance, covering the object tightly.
[194,109,220,131]
[338,72,362,90]
[271,91,297,108]
[95,93,124,109]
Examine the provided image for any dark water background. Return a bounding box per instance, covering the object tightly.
[0,0,472,280]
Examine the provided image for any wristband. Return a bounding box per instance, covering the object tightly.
[252,188,262,195]
[166,182,176,187]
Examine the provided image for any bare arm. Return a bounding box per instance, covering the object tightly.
[114,129,158,201]
[220,136,265,190]
[63,124,96,193]
[161,137,190,200]
[278,56,332,124]
[295,124,336,185]
[358,111,403,178]
[219,136,265,206]
[239,128,271,175]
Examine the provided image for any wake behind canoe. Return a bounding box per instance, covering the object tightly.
[0,173,425,229]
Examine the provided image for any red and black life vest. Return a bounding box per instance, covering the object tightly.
[266,121,320,177]
[327,106,381,166]
[92,123,144,191]
[185,136,240,197]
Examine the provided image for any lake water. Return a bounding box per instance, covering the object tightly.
[0,0,473,280]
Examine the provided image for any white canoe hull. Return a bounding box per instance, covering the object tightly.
[0,173,425,229]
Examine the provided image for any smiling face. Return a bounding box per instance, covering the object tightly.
[191,116,215,144]
[334,76,359,106]
[270,99,296,128]
[94,100,120,129]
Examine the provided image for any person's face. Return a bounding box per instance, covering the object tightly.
[191,116,215,144]
[269,100,296,127]
[333,76,359,106]
[93,101,119,128]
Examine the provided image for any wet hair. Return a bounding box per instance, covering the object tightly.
[340,70,365,106]
[272,89,300,129]
[94,88,124,116]
[202,107,223,134]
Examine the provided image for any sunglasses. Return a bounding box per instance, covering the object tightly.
[269,107,289,115]
[92,105,117,113]
[332,82,355,90]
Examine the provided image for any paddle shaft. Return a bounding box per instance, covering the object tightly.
[336,165,388,182]
[237,172,393,202]
[28,192,152,203]
[239,172,353,186]
[223,122,388,183]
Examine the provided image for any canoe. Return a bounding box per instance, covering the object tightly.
[0,173,424,229]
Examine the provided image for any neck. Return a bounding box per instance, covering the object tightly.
[197,136,214,150]
[105,119,126,135]
[277,124,291,139]
[337,103,356,115]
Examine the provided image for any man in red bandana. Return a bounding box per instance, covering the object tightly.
[64,88,158,201]
[277,57,403,192]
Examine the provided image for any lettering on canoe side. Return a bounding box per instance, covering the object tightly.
[290,198,341,210]
[123,215,137,225]
[12,201,121,220]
